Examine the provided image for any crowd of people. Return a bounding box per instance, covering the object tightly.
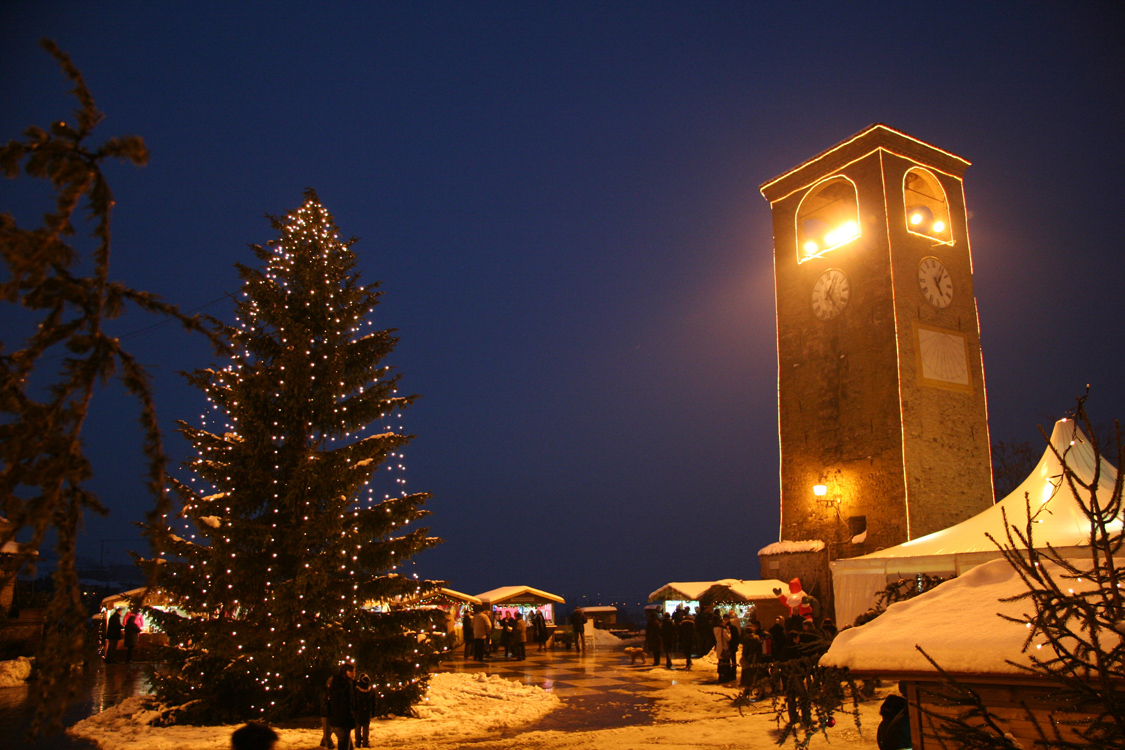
[643,605,838,687]
[101,608,145,663]
[460,607,551,661]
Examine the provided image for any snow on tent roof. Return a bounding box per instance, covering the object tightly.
[475,586,565,605]
[820,556,1114,676]
[830,419,1120,626]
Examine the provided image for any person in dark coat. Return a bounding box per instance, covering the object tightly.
[644,610,663,667]
[660,612,676,668]
[328,663,356,750]
[697,607,716,657]
[678,611,696,669]
[352,673,373,748]
[877,692,912,749]
[123,611,142,663]
[319,676,335,749]
[104,610,123,662]
[532,610,549,651]
[769,616,788,661]
[569,608,588,653]
[231,722,279,750]
[461,610,473,657]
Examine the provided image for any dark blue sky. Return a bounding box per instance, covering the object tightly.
[2,2,1123,606]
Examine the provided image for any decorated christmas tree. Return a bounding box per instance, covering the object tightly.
[145,190,444,723]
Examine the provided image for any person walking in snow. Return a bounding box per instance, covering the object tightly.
[644,610,663,667]
[678,610,696,669]
[660,611,677,668]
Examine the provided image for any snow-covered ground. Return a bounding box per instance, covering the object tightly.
[67,661,886,749]
[0,656,33,688]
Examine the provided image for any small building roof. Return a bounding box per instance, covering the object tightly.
[648,581,717,602]
[577,606,617,613]
[699,579,788,604]
[475,586,564,605]
[648,578,769,602]
[424,587,482,605]
[101,587,175,610]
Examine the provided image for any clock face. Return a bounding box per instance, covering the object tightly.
[811,268,850,321]
[918,256,953,308]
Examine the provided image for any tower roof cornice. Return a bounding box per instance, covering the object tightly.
[759,124,971,204]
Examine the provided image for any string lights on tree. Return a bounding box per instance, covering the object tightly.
[142,190,444,723]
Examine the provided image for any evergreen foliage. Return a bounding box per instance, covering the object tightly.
[0,40,217,735]
[145,191,444,724]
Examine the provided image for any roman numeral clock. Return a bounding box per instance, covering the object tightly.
[759,125,994,559]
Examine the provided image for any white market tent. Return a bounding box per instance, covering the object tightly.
[831,419,1120,627]
[822,556,1100,676]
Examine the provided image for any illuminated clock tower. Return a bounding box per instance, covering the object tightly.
[760,124,994,559]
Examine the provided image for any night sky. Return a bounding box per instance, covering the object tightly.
[2,2,1123,608]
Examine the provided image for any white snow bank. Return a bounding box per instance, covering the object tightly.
[821,556,1114,675]
[69,672,561,749]
[590,628,640,649]
[0,657,33,687]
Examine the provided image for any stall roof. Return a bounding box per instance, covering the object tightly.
[424,588,482,605]
[577,606,617,613]
[649,579,746,602]
[101,587,174,610]
[476,586,564,605]
[699,579,788,603]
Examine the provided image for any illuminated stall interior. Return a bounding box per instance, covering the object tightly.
[647,581,717,617]
[697,579,790,626]
[98,587,184,649]
[649,578,790,624]
[475,585,564,626]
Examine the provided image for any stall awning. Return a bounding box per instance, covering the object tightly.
[423,588,482,605]
[698,579,788,604]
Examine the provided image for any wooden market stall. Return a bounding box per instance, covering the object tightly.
[475,586,564,624]
[697,578,790,626]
